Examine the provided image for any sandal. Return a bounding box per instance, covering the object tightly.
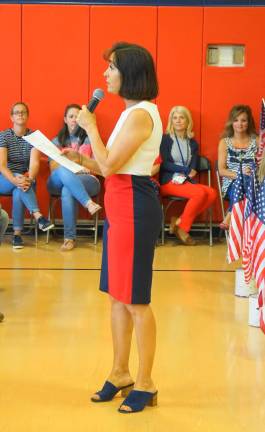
[169,216,181,234]
[118,389,158,413]
[175,227,196,246]
[91,381,134,403]
[61,239,75,251]
[87,201,102,216]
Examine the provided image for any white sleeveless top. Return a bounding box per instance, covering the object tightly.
[106,101,162,175]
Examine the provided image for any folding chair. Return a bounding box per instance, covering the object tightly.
[46,193,100,245]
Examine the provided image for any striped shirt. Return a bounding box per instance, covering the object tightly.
[222,135,257,196]
[0,128,33,174]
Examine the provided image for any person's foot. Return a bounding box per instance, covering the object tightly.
[175,227,196,245]
[0,312,4,322]
[220,212,231,230]
[91,372,134,402]
[169,216,181,234]
[12,234,24,249]
[37,216,54,232]
[61,239,75,251]
[87,201,101,216]
[119,390,158,413]
[119,380,157,413]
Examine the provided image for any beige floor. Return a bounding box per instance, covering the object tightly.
[0,235,264,432]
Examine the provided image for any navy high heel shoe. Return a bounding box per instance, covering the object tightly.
[118,389,158,413]
[91,381,134,403]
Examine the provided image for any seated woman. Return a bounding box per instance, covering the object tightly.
[218,104,258,229]
[0,102,54,249]
[47,104,101,251]
[160,105,216,245]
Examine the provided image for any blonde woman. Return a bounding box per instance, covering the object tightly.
[160,106,216,245]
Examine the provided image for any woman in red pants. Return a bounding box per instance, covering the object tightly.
[160,106,217,245]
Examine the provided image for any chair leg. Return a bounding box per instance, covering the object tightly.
[224,229,229,245]
[29,213,38,245]
[209,206,213,247]
[46,199,52,244]
[46,197,58,244]
[35,220,38,246]
[161,204,165,245]
[94,211,98,245]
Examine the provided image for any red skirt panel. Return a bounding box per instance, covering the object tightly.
[100,174,162,304]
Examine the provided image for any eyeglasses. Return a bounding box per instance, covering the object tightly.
[12,110,27,116]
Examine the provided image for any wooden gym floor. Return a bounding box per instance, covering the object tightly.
[0,234,264,432]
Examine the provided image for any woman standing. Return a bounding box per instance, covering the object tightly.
[47,104,101,251]
[69,42,162,413]
[0,102,53,249]
[160,106,216,245]
[218,105,258,229]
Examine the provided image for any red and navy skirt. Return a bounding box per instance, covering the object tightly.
[100,174,162,304]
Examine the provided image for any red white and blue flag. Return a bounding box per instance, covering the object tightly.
[241,165,257,282]
[227,163,245,263]
[245,179,265,332]
[227,99,265,331]
[256,98,265,165]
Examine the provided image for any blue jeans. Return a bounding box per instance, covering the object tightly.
[0,174,40,231]
[47,166,101,240]
[225,174,251,211]
[0,208,9,243]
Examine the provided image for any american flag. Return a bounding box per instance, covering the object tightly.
[241,165,258,283]
[240,170,265,333]
[248,181,265,305]
[256,98,265,165]
[227,163,245,263]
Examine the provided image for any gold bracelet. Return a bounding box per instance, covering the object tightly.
[80,154,83,165]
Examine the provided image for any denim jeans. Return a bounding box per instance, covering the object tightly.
[0,174,39,231]
[47,166,100,240]
[225,174,251,211]
[0,208,9,243]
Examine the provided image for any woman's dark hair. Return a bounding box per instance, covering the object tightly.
[104,42,158,101]
[221,104,257,138]
[57,103,87,147]
[10,101,29,115]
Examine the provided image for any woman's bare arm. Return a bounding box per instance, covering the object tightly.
[77,106,153,177]
[28,148,40,180]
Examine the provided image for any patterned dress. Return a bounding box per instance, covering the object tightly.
[222,135,257,197]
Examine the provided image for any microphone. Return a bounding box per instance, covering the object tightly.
[87,88,104,113]
[74,88,105,139]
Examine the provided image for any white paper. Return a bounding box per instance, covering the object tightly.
[23,130,83,173]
